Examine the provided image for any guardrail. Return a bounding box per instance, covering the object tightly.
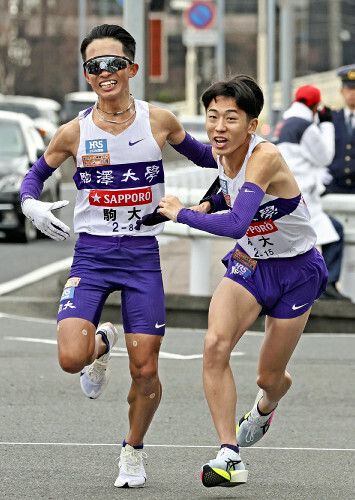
[164,166,220,296]
[321,194,355,301]
[163,166,355,301]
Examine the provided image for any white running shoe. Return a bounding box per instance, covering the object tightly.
[80,322,118,399]
[201,446,248,488]
[114,444,147,488]
[236,389,276,447]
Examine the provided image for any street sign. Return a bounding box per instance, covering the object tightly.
[182,28,218,47]
[185,1,216,30]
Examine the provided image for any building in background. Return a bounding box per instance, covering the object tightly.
[0,0,353,110]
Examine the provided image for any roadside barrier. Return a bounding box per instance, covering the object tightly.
[164,165,355,301]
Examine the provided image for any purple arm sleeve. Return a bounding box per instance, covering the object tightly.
[169,131,217,168]
[21,155,55,202]
[177,182,265,239]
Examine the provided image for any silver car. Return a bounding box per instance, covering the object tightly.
[0,95,60,145]
[0,110,61,242]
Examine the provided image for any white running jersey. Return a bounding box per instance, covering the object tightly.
[73,100,164,236]
[217,134,317,258]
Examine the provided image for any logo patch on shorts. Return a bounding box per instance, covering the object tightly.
[231,249,257,278]
[232,249,257,270]
[64,277,81,288]
[82,154,110,167]
[60,287,75,301]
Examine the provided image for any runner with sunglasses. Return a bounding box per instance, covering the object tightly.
[20,24,217,489]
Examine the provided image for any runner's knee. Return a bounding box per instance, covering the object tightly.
[58,346,92,373]
[57,324,95,373]
[129,359,159,394]
[203,330,231,368]
[256,370,292,393]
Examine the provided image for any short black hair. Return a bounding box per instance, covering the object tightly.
[80,24,136,62]
[202,75,264,120]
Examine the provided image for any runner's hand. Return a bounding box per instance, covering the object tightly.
[159,195,184,221]
[21,199,70,241]
[188,201,211,213]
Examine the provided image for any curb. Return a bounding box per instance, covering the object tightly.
[0,281,355,333]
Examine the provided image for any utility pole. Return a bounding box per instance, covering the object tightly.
[279,0,294,112]
[267,0,276,127]
[329,0,342,69]
[41,0,48,95]
[257,0,267,92]
[78,0,87,91]
[215,0,225,80]
[124,0,147,100]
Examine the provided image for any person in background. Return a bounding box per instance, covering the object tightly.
[275,85,350,301]
[324,64,355,194]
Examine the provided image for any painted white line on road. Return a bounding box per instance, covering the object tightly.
[112,347,244,359]
[1,313,355,338]
[0,256,72,296]
[4,336,57,345]
[0,442,353,452]
[0,313,56,324]
[3,336,244,360]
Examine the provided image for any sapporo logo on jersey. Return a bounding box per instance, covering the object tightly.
[89,188,153,206]
[85,139,108,154]
[246,219,278,237]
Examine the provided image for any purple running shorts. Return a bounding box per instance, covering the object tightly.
[223,244,328,319]
[57,234,166,335]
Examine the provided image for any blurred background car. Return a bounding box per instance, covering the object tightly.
[178,115,209,144]
[0,95,61,145]
[61,91,96,123]
[0,110,61,243]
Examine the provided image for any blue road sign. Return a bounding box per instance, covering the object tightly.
[186,1,216,30]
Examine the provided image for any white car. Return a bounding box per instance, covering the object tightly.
[0,95,61,145]
[0,110,61,242]
[61,91,97,123]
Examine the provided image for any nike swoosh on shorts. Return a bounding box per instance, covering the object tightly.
[292,303,308,310]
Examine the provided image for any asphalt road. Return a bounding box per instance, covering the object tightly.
[0,183,77,283]
[0,314,354,500]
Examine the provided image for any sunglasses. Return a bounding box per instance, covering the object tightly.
[83,55,133,75]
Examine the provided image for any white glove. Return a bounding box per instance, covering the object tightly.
[320,167,333,187]
[22,198,70,241]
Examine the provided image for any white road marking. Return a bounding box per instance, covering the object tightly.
[0,312,56,324]
[1,313,355,339]
[0,256,73,296]
[2,336,244,359]
[4,336,57,345]
[0,441,353,452]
